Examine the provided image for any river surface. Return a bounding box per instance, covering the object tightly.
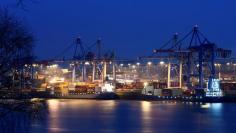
[30,99,236,133]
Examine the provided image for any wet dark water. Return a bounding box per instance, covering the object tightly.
[30,99,236,133]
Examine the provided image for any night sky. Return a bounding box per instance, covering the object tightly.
[1,0,236,60]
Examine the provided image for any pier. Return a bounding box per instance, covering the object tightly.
[2,26,235,101]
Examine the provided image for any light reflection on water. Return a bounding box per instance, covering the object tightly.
[30,100,236,133]
[211,103,222,111]
[141,101,152,133]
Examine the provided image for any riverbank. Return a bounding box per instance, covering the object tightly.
[36,92,236,103]
[1,91,236,103]
[116,92,236,102]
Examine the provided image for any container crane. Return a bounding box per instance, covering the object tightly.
[140,25,232,97]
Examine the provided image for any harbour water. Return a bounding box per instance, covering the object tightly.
[29,99,236,133]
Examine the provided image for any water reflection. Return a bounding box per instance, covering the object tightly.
[0,100,47,133]
[48,99,60,112]
[26,100,236,133]
[46,99,118,133]
[100,100,116,111]
[141,101,152,133]
[201,103,222,109]
[211,103,222,111]
[47,99,62,132]
[141,101,151,113]
[201,103,211,108]
[201,103,223,115]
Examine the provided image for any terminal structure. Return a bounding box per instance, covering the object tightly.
[9,26,236,99]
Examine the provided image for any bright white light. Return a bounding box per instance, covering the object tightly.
[101,83,114,92]
[132,65,136,69]
[49,77,65,84]
[226,62,230,66]
[147,62,152,65]
[120,64,124,67]
[47,64,58,68]
[52,64,58,68]
[160,61,165,65]
[136,62,140,66]
[214,63,221,66]
[201,103,210,109]
[144,82,148,87]
[85,62,90,65]
[62,69,69,73]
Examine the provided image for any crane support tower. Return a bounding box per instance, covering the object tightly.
[140,25,232,97]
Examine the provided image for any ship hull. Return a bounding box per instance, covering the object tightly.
[54,92,119,100]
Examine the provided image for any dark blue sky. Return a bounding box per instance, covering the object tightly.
[1,0,236,59]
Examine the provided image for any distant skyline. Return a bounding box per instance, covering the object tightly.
[1,0,236,59]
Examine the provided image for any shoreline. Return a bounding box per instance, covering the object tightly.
[1,94,236,103]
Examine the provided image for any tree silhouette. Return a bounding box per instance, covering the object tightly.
[0,9,34,88]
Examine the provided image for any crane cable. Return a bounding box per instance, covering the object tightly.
[168,29,194,50]
[53,43,74,60]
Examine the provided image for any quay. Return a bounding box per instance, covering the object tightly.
[1,26,236,102]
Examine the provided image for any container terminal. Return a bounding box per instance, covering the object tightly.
[1,26,236,102]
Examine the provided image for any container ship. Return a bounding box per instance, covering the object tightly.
[4,26,236,102]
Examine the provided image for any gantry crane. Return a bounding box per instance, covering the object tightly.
[71,36,116,83]
[140,25,232,96]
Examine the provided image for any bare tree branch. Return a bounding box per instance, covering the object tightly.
[0,8,34,88]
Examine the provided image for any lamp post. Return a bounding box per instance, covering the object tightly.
[102,62,107,82]
[167,62,171,88]
[113,62,116,83]
[92,62,96,82]
[216,64,221,80]
[234,64,236,77]
[147,62,152,80]
[72,64,76,83]
[179,61,183,88]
